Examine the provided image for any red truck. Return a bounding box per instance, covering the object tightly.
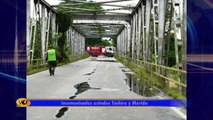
[86,46,105,57]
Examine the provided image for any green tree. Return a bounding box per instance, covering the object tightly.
[55,0,103,61]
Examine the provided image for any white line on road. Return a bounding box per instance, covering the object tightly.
[157,96,186,120]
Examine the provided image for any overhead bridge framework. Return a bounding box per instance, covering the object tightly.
[27,0,186,77]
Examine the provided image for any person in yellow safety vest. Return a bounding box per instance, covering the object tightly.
[46,46,57,76]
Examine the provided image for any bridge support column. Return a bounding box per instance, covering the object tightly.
[135,11,139,61]
[40,4,46,64]
[142,3,146,61]
[158,0,167,66]
[45,9,51,53]
[137,7,142,60]
[27,0,31,63]
[145,0,152,62]
[51,12,56,45]
[67,27,85,57]
[131,14,136,59]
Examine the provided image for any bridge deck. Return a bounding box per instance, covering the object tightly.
[27,57,184,120]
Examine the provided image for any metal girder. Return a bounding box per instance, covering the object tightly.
[145,0,151,62]
[72,24,121,38]
[131,0,143,15]
[67,27,85,56]
[60,7,132,12]
[72,20,130,38]
[67,11,131,15]
[152,0,159,65]
[157,0,167,66]
[39,0,57,13]
[101,4,135,8]
[71,14,131,22]
[40,4,46,63]
[27,0,31,62]
[131,13,136,59]
[52,0,135,7]
[51,12,56,45]
[142,3,145,61]
[137,7,142,60]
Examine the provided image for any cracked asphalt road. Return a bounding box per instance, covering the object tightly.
[27,56,185,120]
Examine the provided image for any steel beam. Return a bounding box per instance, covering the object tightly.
[53,0,135,6]
[145,0,151,62]
[40,4,46,63]
[181,0,186,71]
[39,0,57,13]
[51,12,56,45]
[152,0,159,65]
[71,14,131,22]
[61,7,132,12]
[27,0,31,62]
[45,10,51,53]
[65,11,131,15]
[137,7,142,60]
[131,14,136,59]
[31,1,39,62]
[142,4,145,61]
[127,23,131,58]
[158,0,167,66]
[129,17,133,58]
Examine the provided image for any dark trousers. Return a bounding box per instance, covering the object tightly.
[48,61,57,74]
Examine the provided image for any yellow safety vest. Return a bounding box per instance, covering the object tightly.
[47,49,56,61]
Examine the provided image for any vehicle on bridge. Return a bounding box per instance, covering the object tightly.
[86,46,105,57]
[86,46,116,57]
[105,46,116,57]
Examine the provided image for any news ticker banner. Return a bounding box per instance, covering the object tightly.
[16,98,186,107]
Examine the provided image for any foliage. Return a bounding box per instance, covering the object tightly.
[111,37,117,47]
[59,0,103,13]
[165,33,176,67]
[55,0,103,61]
[33,23,41,59]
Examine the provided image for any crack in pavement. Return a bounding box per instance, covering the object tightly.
[83,69,96,76]
[83,65,98,76]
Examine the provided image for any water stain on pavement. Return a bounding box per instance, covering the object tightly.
[74,82,101,95]
[119,66,127,68]
[69,95,76,99]
[55,107,69,118]
[74,82,91,95]
[90,60,117,63]
[121,69,132,73]
[125,73,161,97]
[55,82,100,118]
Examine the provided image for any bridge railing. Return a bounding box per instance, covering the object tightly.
[119,56,186,88]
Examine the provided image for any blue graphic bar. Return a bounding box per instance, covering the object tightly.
[29,99,186,107]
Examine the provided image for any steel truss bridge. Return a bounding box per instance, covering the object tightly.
[27,0,186,90]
